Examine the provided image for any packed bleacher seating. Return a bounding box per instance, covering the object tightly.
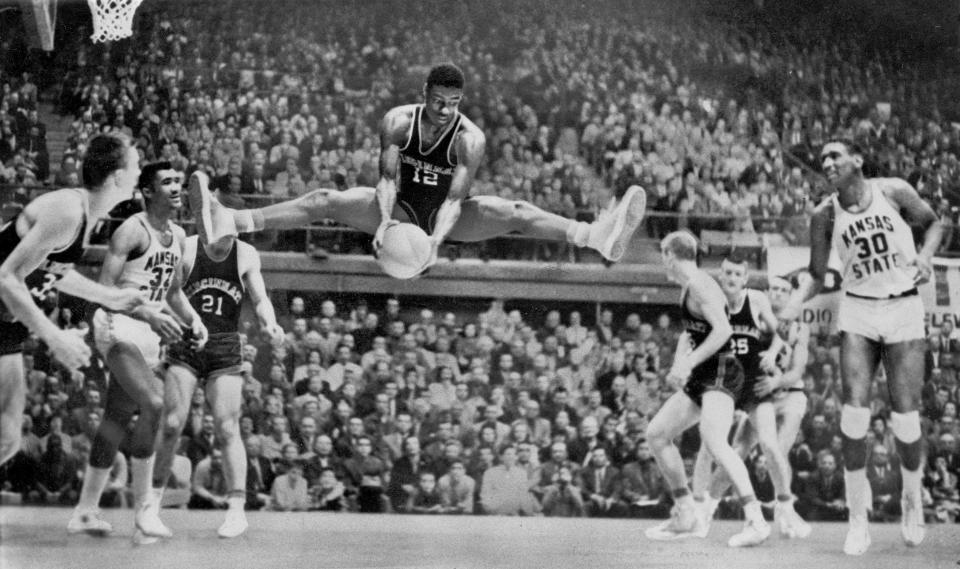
[0,0,958,522]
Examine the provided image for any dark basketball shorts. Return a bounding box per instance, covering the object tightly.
[167,332,242,381]
[0,320,28,356]
[683,352,745,408]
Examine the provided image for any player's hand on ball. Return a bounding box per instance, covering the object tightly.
[909,255,933,285]
[753,374,777,398]
[372,219,400,257]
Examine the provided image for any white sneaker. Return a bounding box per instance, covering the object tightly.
[900,494,926,547]
[588,185,646,262]
[645,501,698,541]
[692,498,717,538]
[135,500,173,539]
[774,500,812,539]
[843,514,871,556]
[217,508,248,539]
[67,508,113,536]
[727,518,771,548]
[188,171,236,243]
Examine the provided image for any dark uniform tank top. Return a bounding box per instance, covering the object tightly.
[396,105,463,232]
[0,209,87,320]
[181,238,245,335]
[728,292,763,377]
[680,286,712,349]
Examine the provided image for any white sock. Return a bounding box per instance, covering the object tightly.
[844,468,869,519]
[76,465,111,511]
[565,221,590,247]
[901,465,922,502]
[227,495,245,511]
[743,500,764,524]
[130,455,156,510]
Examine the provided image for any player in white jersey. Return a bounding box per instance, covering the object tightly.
[68,162,208,544]
[692,270,811,540]
[782,139,943,555]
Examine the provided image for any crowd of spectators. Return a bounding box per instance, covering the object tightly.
[1,294,957,522]
[5,0,960,258]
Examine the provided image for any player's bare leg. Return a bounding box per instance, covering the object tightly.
[752,402,811,539]
[698,391,770,547]
[446,187,646,262]
[189,171,647,262]
[149,364,199,538]
[838,332,880,556]
[0,355,26,466]
[644,392,701,540]
[207,373,248,538]
[882,339,927,547]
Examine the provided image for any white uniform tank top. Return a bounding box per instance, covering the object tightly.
[830,180,916,298]
[116,212,182,303]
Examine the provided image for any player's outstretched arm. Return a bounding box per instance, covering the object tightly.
[753,291,785,372]
[783,204,832,320]
[239,241,283,344]
[685,275,733,371]
[372,107,408,253]
[0,199,91,370]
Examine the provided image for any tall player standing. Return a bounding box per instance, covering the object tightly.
[782,139,942,555]
[0,133,147,467]
[68,162,207,543]
[188,63,646,272]
[644,232,770,547]
[147,232,284,539]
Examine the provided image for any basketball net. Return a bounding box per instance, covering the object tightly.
[86,0,143,43]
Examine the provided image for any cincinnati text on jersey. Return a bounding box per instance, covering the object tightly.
[731,324,761,339]
[400,154,454,176]
[184,277,243,303]
[838,214,895,248]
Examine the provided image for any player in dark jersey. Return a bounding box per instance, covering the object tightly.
[188,63,647,276]
[0,133,147,467]
[691,257,810,541]
[644,232,770,547]
[148,233,284,539]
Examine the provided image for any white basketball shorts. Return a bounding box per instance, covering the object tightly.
[837,292,925,344]
[92,308,162,369]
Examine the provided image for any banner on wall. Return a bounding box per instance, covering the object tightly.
[768,246,960,332]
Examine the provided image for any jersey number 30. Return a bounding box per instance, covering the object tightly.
[853,233,889,259]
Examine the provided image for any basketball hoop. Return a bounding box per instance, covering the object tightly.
[86,0,144,43]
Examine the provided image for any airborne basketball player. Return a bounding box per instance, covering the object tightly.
[782,139,943,555]
[188,63,646,274]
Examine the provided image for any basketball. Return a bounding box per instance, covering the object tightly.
[377,223,433,279]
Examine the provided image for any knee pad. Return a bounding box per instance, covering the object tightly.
[889,411,921,444]
[839,405,871,440]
